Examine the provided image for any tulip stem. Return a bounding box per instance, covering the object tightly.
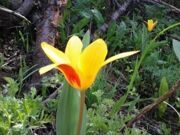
[153,22,180,41]
[77,91,85,135]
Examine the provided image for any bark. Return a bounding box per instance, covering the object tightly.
[125,81,180,128]
[0,0,33,27]
[16,0,34,17]
[100,0,138,32]
[34,4,60,70]
[0,0,67,89]
[143,0,180,13]
[29,0,67,88]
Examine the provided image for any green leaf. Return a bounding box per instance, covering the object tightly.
[111,94,127,115]
[127,97,140,112]
[72,18,89,33]
[173,39,180,61]
[82,30,90,49]
[107,22,117,39]
[80,10,92,19]
[56,81,87,135]
[91,9,104,26]
[158,77,169,117]
[4,77,19,96]
[91,9,104,25]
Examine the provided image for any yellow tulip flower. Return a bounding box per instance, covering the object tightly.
[39,36,139,91]
[145,19,158,32]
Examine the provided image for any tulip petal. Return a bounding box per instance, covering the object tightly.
[102,51,139,66]
[58,64,81,89]
[153,21,158,28]
[154,21,158,25]
[65,36,83,67]
[147,19,157,32]
[79,39,107,89]
[39,63,59,75]
[148,19,153,24]
[41,42,70,64]
[39,63,81,89]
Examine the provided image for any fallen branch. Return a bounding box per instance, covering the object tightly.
[43,87,61,105]
[143,0,180,14]
[43,83,64,105]
[100,0,136,32]
[15,0,34,17]
[0,6,30,23]
[126,80,180,128]
[0,0,33,27]
[29,0,67,88]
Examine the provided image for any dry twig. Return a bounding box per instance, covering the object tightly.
[143,0,180,13]
[0,6,30,23]
[43,89,59,104]
[126,80,180,128]
[100,0,135,32]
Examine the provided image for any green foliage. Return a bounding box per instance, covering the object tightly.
[111,94,127,115]
[0,0,10,7]
[2,58,38,95]
[56,80,87,135]
[3,77,18,96]
[124,128,150,135]
[86,72,117,108]
[112,39,164,113]
[58,0,106,44]
[72,18,90,34]
[56,81,84,135]
[82,30,90,48]
[18,31,30,53]
[0,89,53,135]
[160,123,171,135]
[143,53,180,85]
[106,21,128,53]
[158,77,169,117]
[86,90,149,135]
[173,39,180,61]
[0,53,4,67]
